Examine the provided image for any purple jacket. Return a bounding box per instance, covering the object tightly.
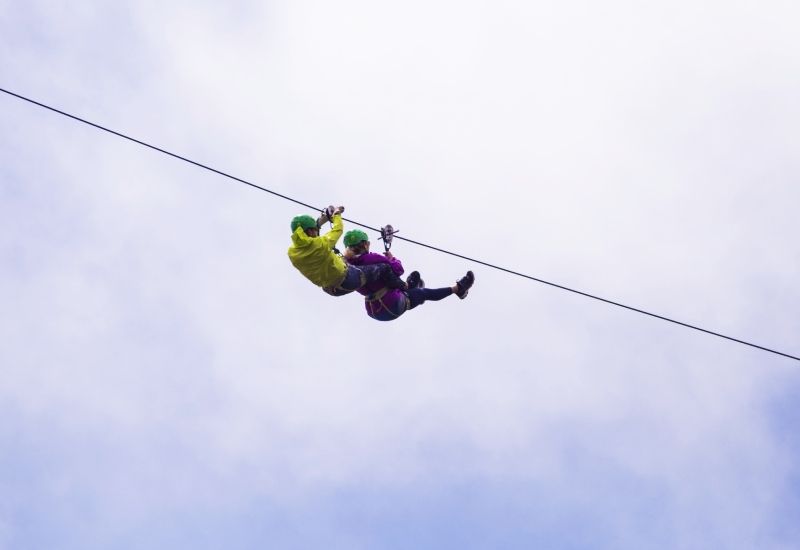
[347,252,404,315]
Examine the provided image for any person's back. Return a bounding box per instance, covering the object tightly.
[287,208,408,297]
[347,251,405,317]
[287,214,346,288]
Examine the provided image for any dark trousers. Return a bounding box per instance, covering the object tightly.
[407,287,453,309]
[359,263,406,289]
[326,263,406,296]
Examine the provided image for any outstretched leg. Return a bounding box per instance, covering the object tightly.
[406,270,475,309]
[407,287,454,309]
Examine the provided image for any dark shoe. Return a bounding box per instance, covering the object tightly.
[406,271,423,290]
[455,271,474,299]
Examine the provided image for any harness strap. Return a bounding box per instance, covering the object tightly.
[365,289,409,319]
[365,286,390,302]
[328,266,366,292]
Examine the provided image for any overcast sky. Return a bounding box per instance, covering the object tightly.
[1,1,799,548]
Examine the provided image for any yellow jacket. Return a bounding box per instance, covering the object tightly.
[287,214,347,287]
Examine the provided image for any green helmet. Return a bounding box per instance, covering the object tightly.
[291,215,317,233]
[344,229,369,247]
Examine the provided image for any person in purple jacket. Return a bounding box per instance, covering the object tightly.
[342,229,475,322]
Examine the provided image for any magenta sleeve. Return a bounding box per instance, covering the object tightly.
[388,257,404,276]
[354,252,389,265]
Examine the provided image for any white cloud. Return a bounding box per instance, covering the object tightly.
[1,0,799,547]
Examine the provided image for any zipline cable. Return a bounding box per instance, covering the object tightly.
[2,86,797,363]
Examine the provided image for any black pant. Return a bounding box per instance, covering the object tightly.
[326,263,406,296]
[360,263,406,289]
[407,287,453,309]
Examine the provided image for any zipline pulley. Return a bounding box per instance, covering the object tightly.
[318,205,340,229]
[380,225,399,251]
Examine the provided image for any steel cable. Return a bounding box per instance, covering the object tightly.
[2,86,797,362]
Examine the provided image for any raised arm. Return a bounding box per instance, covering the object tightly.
[323,214,344,250]
[383,251,404,276]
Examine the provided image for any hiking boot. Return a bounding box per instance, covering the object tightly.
[455,270,475,299]
[406,271,423,290]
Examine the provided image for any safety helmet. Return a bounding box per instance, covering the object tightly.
[291,215,318,233]
[344,229,369,247]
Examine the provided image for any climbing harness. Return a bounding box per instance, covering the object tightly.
[365,286,410,319]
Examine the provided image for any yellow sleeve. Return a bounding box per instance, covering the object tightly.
[322,214,344,250]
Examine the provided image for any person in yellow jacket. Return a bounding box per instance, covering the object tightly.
[288,205,407,296]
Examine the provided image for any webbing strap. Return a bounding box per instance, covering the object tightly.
[365,289,409,319]
[365,286,389,302]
